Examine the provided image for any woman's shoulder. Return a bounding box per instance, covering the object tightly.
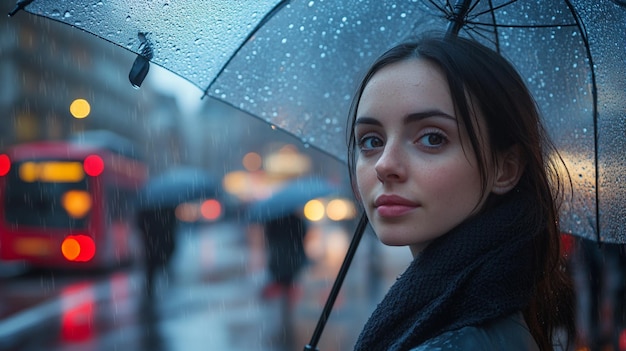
[409,313,539,351]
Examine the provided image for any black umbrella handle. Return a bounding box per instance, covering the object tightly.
[303,212,368,351]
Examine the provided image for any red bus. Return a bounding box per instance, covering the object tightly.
[0,140,147,270]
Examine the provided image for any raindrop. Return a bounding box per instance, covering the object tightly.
[64,11,71,18]
[379,26,386,32]
[308,1,315,7]
[194,38,201,45]
[126,15,131,21]
[51,9,61,17]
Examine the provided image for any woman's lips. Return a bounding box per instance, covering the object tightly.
[374,194,420,218]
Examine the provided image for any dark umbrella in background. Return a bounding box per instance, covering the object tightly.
[9,0,626,349]
[246,176,341,223]
[137,167,219,210]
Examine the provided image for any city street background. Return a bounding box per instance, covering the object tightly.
[1,2,625,351]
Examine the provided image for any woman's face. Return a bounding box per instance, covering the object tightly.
[354,59,493,256]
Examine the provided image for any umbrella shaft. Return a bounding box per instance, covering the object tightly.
[304,213,368,351]
[446,0,472,36]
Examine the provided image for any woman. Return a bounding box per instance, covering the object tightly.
[348,35,575,350]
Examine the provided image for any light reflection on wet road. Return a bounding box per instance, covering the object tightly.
[0,221,412,351]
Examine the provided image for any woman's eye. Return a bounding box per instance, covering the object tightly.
[359,135,383,150]
[418,133,446,148]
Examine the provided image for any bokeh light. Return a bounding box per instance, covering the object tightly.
[69,98,91,119]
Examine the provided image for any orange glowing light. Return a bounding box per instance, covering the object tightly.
[61,235,95,262]
[62,237,81,260]
[304,199,325,222]
[62,190,92,218]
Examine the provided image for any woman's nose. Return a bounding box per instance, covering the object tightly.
[375,141,406,183]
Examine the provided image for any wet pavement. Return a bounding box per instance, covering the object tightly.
[0,220,413,351]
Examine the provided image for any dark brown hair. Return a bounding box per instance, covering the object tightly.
[347,35,575,350]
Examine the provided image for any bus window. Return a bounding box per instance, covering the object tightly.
[4,162,90,229]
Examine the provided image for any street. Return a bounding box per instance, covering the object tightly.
[0,220,412,351]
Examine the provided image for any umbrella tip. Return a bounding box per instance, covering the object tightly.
[129,32,153,88]
[8,0,34,17]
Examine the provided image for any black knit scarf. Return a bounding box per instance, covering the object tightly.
[354,192,539,351]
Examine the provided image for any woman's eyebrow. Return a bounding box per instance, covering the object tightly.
[354,117,381,126]
[404,110,456,123]
[355,110,455,127]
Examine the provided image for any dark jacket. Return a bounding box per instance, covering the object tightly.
[410,313,539,351]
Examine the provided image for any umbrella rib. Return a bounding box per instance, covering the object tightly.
[471,0,519,17]
[467,21,578,28]
[462,26,498,48]
[486,0,500,52]
[563,0,600,241]
[202,0,292,99]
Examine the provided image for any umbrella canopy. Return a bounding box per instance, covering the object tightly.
[13,1,626,240]
[138,167,219,210]
[246,176,341,222]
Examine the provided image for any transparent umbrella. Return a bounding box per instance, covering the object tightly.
[10,0,626,243]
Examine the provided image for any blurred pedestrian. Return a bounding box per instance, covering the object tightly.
[136,206,178,298]
[347,35,575,350]
[261,212,308,299]
[571,238,626,350]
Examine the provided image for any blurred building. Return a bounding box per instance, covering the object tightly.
[0,3,184,173]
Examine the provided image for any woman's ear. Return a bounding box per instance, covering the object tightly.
[492,145,525,195]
